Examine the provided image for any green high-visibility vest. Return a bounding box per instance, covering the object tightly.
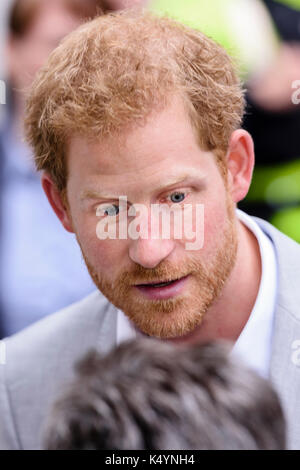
[246,160,300,242]
[273,0,300,10]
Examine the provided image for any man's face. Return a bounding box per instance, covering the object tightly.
[66,99,238,338]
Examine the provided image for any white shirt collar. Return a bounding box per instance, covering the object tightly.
[116,210,278,377]
[231,210,277,378]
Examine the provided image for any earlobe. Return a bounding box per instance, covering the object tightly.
[41,172,74,233]
[226,130,255,204]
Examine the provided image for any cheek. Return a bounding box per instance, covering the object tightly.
[201,190,229,253]
[90,240,124,273]
[76,215,130,276]
[177,185,228,253]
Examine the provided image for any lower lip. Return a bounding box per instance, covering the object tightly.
[135,275,189,300]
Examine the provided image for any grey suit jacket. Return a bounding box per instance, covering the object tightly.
[1,216,300,450]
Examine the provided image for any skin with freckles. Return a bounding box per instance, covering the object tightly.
[42,98,261,343]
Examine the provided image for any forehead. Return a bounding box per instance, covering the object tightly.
[66,98,218,192]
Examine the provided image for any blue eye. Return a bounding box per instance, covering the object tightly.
[170,192,185,203]
[104,204,119,216]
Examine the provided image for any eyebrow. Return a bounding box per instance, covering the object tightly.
[79,189,120,201]
[79,174,203,201]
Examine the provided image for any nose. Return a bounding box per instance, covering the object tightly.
[128,203,176,268]
[129,237,176,269]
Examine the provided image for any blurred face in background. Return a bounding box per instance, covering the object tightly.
[7,0,96,93]
[102,0,148,11]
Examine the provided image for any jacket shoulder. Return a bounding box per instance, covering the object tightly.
[4,290,115,360]
[253,216,300,321]
[0,290,118,449]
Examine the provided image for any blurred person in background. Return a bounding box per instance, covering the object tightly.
[241,0,300,242]
[151,0,300,242]
[43,340,286,450]
[151,0,280,79]
[0,0,106,338]
[101,0,148,10]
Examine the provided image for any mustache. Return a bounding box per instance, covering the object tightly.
[113,258,203,287]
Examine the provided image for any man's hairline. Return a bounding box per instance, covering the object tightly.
[46,93,230,209]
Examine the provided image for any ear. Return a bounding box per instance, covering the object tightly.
[226,129,255,203]
[41,172,74,233]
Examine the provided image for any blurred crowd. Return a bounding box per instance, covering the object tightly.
[0,0,299,339]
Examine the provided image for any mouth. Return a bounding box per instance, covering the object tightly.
[136,278,182,288]
[134,275,189,300]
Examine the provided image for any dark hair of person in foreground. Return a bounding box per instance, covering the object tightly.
[43,339,286,450]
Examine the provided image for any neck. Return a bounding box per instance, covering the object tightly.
[167,219,262,346]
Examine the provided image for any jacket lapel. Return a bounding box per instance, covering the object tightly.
[254,216,300,449]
